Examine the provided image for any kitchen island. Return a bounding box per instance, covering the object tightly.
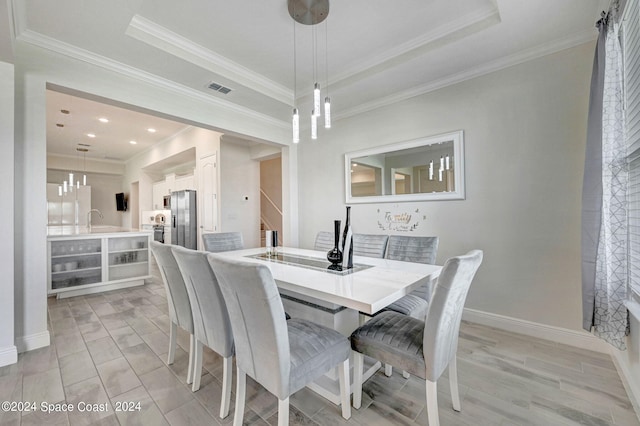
[47,226,153,299]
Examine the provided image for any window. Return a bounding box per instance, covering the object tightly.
[624,0,640,297]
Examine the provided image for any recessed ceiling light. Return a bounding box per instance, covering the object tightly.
[60,109,70,114]
[129,140,137,145]
[56,123,64,128]
[87,133,96,138]
[147,128,156,133]
[98,117,109,123]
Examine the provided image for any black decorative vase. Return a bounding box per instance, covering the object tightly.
[327,220,343,265]
[341,206,354,269]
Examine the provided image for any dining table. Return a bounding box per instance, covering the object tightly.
[210,246,442,404]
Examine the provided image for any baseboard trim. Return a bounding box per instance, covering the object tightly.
[15,331,50,353]
[0,345,17,367]
[610,349,640,420]
[462,308,610,353]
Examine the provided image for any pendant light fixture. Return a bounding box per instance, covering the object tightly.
[78,146,89,186]
[323,16,331,129]
[311,110,318,139]
[288,0,332,142]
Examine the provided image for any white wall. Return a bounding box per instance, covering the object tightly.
[297,42,593,331]
[14,58,50,352]
[220,139,261,247]
[0,61,16,366]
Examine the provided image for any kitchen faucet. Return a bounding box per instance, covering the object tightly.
[87,209,104,229]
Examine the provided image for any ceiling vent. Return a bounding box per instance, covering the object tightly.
[207,81,232,95]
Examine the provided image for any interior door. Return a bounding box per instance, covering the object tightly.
[200,153,218,248]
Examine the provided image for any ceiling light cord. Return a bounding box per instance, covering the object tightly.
[292,2,300,144]
[324,17,331,129]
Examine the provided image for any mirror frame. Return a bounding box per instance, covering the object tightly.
[345,130,465,204]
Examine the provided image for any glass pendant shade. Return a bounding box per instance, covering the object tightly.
[63,180,68,193]
[58,185,62,197]
[429,160,434,180]
[311,110,318,139]
[313,83,321,117]
[439,168,443,182]
[76,181,80,189]
[83,174,87,185]
[69,172,74,187]
[439,156,444,171]
[445,155,450,170]
[324,97,331,128]
[292,108,300,144]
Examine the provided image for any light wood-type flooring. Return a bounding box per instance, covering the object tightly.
[0,259,638,425]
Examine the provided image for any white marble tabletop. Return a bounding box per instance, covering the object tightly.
[211,247,442,315]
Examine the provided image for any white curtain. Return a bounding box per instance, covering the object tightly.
[592,15,629,350]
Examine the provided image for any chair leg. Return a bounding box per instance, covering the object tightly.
[384,363,393,377]
[167,322,177,365]
[191,340,203,392]
[353,351,364,409]
[219,356,232,418]
[359,313,367,326]
[426,380,440,426]
[338,358,351,419]
[278,397,289,426]
[402,370,410,379]
[233,367,246,426]
[186,334,195,384]
[449,355,461,412]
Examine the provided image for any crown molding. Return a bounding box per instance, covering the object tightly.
[17,29,289,131]
[330,4,501,87]
[335,28,598,121]
[126,15,293,105]
[8,0,24,41]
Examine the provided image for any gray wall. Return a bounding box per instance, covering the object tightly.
[220,140,261,248]
[0,61,15,365]
[297,42,593,331]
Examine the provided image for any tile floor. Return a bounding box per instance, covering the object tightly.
[0,260,638,425]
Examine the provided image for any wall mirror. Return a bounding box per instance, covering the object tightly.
[345,130,465,203]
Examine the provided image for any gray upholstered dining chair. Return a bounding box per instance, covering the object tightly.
[149,241,196,385]
[171,246,234,419]
[313,231,334,252]
[352,233,389,258]
[380,235,439,378]
[351,250,483,426]
[202,231,244,252]
[208,255,352,426]
[383,235,439,319]
[315,232,389,258]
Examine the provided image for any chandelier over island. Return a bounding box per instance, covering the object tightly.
[288,0,332,143]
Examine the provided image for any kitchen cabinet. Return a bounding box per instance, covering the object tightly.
[152,172,196,209]
[48,229,151,298]
[50,238,102,291]
[175,174,195,191]
[47,184,91,225]
[107,235,150,281]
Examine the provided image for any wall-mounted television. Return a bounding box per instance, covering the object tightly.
[115,192,127,211]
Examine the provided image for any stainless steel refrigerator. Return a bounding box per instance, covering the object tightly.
[171,190,197,249]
